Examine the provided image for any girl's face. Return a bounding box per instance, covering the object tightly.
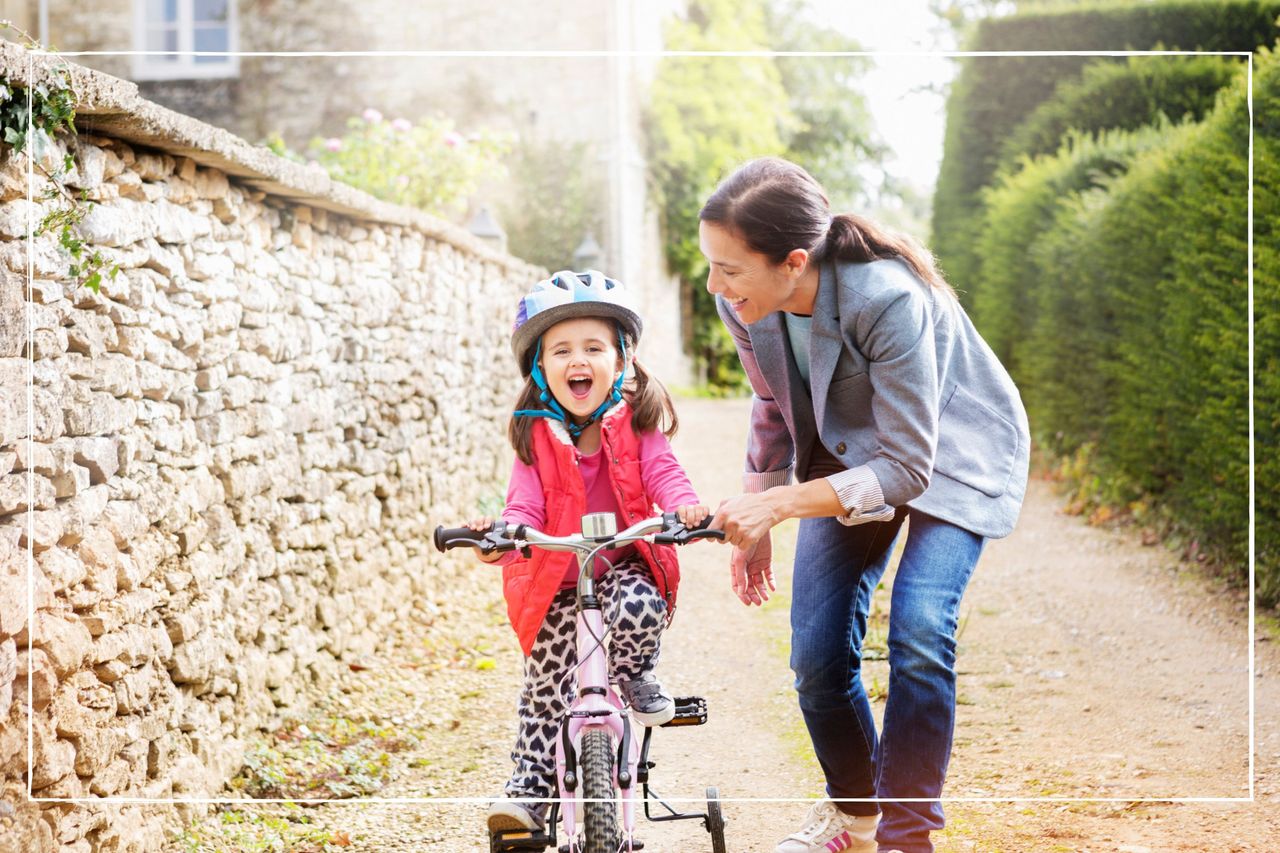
[699,220,813,324]
[538,316,625,422]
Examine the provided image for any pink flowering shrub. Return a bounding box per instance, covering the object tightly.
[302,109,508,217]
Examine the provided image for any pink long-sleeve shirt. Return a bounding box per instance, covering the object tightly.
[499,429,700,586]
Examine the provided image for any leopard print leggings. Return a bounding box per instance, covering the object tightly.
[504,556,668,804]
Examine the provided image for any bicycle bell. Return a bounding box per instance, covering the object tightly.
[580,512,618,540]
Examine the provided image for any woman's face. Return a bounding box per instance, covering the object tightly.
[699,221,811,325]
[538,316,624,422]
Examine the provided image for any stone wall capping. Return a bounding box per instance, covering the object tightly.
[2,42,541,280]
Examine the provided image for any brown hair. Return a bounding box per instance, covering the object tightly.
[507,325,679,465]
[699,156,955,296]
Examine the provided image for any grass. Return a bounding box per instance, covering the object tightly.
[174,804,352,852]
[1260,610,1280,642]
[230,715,424,800]
[668,384,751,400]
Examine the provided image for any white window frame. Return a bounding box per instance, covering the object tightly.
[131,0,240,81]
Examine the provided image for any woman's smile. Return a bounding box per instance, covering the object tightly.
[698,221,817,323]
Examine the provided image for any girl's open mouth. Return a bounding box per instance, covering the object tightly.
[568,377,593,400]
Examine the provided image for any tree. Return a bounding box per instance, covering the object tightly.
[646,0,793,389]
[764,0,885,213]
[645,0,884,389]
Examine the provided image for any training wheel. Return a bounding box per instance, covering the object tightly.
[705,786,727,853]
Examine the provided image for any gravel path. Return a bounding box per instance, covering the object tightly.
[170,396,1278,852]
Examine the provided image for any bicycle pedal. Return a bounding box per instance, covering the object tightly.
[662,695,707,727]
[492,828,553,851]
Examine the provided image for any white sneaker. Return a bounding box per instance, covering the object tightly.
[487,797,543,834]
[774,800,879,853]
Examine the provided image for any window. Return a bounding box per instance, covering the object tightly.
[132,0,239,81]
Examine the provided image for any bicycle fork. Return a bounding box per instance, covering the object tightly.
[556,602,642,851]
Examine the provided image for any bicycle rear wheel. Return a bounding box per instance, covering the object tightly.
[580,729,619,853]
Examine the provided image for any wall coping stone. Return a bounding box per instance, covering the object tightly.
[1,41,538,276]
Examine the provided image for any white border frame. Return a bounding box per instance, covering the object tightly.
[22,47,1256,807]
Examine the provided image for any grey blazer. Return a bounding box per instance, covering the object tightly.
[718,257,1030,539]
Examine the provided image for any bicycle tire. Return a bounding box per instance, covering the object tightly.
[580,729,619,853]
[705,786,727,853]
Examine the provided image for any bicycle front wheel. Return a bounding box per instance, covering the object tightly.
[580,729,619,853]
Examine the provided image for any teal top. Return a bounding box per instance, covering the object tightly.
[784,311,813,390]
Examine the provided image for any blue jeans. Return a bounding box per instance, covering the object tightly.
[790,508,984,853]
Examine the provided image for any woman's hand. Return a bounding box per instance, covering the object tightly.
[711,491,781,551]
[711,492,782,606]
[730,531,775,606]
[674,503,710,527]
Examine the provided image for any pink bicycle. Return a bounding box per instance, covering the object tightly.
[434,511,729,853]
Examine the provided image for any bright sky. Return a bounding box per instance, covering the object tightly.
[803,0,960,192]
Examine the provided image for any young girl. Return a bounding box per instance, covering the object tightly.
[468,269,708,835]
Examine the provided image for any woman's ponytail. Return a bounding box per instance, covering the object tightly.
[823,213,954,296]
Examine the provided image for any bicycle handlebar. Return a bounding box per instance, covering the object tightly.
[432,513,723,555]
[433,525,487,552]
[654,512,725,545]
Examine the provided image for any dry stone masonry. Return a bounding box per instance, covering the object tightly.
[0,46,540,851]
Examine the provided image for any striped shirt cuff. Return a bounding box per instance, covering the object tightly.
[743,466,793,494]
[826,465,895,526]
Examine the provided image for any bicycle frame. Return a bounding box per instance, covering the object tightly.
[556,592,642,849]
[542,515,665,852]
[435,512,722,853]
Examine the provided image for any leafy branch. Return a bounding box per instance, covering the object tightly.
[1,20,118,292]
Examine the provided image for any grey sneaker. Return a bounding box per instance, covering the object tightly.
[618,672,675,726]
[487,797,544,834]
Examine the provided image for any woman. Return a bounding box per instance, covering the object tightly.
[704,158,1029,853]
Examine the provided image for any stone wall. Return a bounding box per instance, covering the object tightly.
[15,0,693,387]
[0,45,540,851]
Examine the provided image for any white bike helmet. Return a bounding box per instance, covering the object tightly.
[510,269,643,376]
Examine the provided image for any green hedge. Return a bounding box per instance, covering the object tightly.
[933,0,1280,304]
[1001,54,1239,166]
[1255,50,1280,605]
[972,51,1275,604]
[974,124,1170,385]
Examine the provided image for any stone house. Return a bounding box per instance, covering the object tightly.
[0,0,691,383]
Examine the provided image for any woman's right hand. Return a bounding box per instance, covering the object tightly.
[730,529,775,607]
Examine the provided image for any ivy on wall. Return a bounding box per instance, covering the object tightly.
[1,23,118,292]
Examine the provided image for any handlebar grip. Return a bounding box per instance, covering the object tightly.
[654,514,725,544]
[433,524,492,552]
